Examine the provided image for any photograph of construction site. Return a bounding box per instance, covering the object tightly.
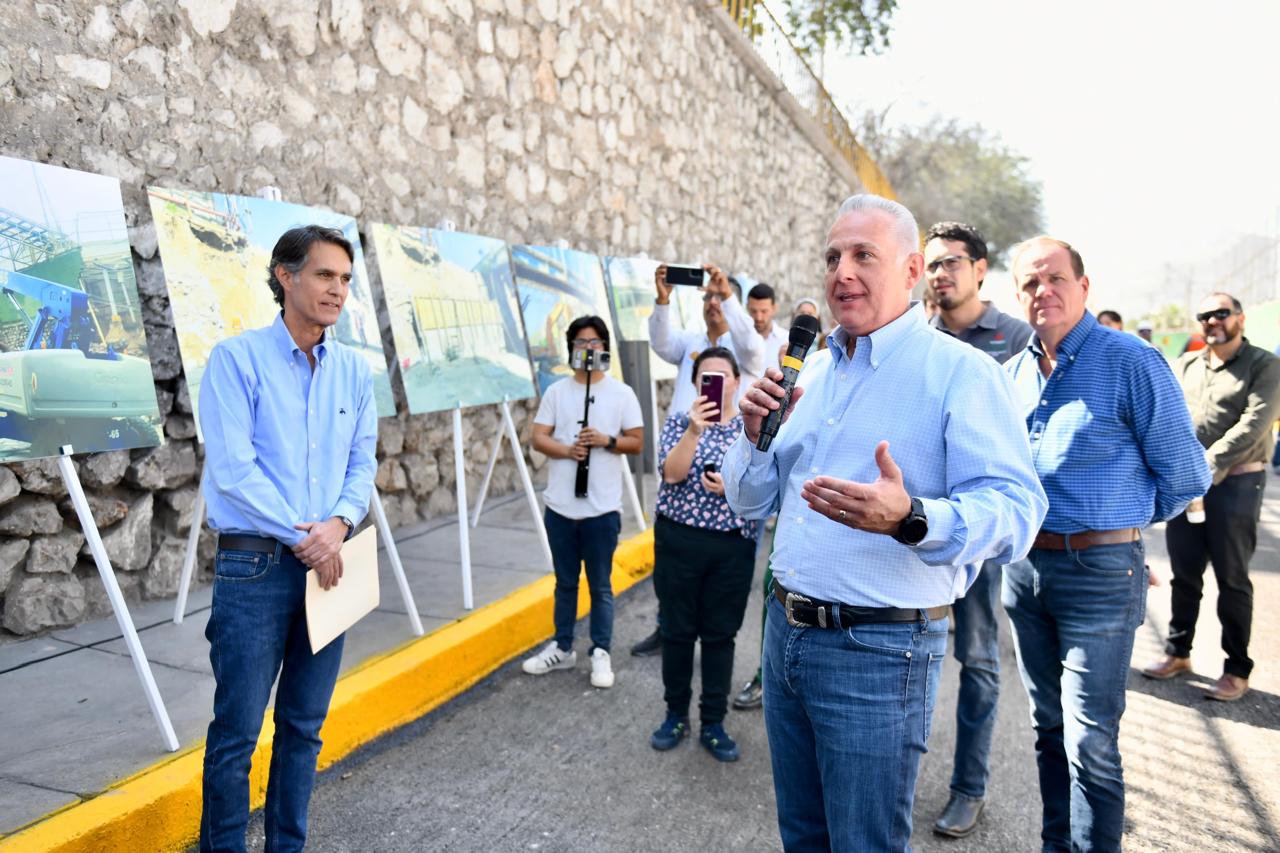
[370,224,535,413]
[512,245,622,393]
[603,256,678,381]
[146,188,396,431]
[0,156,163,462]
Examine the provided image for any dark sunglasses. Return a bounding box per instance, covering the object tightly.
[1195,308,1237,324]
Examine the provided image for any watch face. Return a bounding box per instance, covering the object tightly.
[902,517,928,544]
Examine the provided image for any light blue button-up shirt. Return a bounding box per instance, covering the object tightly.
[723,303,1047,608]
[199,313,378,546]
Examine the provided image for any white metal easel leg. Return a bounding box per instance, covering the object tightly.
[453,406,474,610]
[173,468,205,624]
[58,447,179,752]
[368,486,424,636]
[469,422,505,527]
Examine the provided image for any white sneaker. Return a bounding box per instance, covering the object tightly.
[522,641,576,675]
[589,648,615,688]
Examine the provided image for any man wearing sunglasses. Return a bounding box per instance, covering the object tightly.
[922,222,1032,839]
[1142,294,1280,701]
[1003,237,1210,852]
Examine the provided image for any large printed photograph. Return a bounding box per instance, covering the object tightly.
[370,225,535,413]
[0,156,162,462]
[512,245,621,393]
[147,189,396,431]
[603,256,677,382]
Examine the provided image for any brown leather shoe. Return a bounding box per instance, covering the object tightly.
[1141,655,1191,680]
[1207,673,1248,702]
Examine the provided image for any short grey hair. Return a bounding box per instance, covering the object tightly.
[834,194,920,256]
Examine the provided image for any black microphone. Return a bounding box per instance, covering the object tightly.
[756,313,820,452]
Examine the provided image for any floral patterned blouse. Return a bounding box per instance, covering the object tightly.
[656,412,760,541]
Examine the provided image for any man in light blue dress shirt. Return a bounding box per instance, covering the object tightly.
[723,195,1046,852]
[198,225,377,853]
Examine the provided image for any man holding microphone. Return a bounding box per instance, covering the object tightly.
[724,194,1046,851]
[198,225,377,852]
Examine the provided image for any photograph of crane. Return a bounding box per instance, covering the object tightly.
[511,245,621,394]
[369,224,535,413]
[0,156,163,462]
[147,187,396,433]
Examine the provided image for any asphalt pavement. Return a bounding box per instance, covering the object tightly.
[245,485,1280,853]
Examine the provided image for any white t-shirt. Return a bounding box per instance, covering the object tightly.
[535,374,644,520]
[761,321,788,370]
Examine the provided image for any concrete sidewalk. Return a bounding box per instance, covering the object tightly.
[0,477,650,843]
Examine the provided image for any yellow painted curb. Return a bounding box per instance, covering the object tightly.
[0,528,655,853]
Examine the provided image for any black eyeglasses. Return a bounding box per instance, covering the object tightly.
[925,254,974,275]
[1195,308,1238,324]
[572,337,605,348]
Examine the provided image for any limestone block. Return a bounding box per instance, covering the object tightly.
[477,19,494,53]
[425,56,464,113]
[377,419,405,456]
[142,535,188,598]
[126,441,198,491]
[476,55,504,97]
[0,467,21,506]
[331,54,358,94]
[120,0,151,36]
[403,95,429,138]
[372,17,423,78]
[553,30,578,79]
[0,539,31,590]
[27,528,85,574]
[165,415,197,440]
[0,496,62,537]
[159,484,201,532]
[88,492,153,572]
[179,0,237,37]
[3,575,85,634]
[401,453,441,497]
[456,137,486,189]
[175,377,193,414]
[79,564,140,620]
[61,492,129,529]
[495,25,521,59]
[79,450,132,489]
[330,0,364,47]
[375,458,407,492]
[146,323,183,381]
[86,6,117,44]
[54,55,111,89]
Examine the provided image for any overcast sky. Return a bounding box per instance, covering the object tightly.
[807,0,1279,319]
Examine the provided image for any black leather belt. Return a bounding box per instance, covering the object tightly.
[773,583,949,629]
[217,533,279,554]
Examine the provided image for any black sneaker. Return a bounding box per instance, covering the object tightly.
[650,713,690,750]
[699,723,740,762]
[631,628,661,657]
[732,674,763,710]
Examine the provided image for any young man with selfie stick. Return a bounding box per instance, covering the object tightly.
[523,316,644,689]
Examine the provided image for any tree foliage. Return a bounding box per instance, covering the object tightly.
[781,0,898,61]
[854,110,1045,264]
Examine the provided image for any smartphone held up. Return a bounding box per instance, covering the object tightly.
[665,264,705,287]
[699,371,726,423]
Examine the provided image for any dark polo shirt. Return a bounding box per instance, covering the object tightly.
[930,301,1033,365]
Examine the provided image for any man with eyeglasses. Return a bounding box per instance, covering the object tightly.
[524,316,645,688]
[1142,293,1280,702]
[1003,237,1210,852]
[922,222,1032,839]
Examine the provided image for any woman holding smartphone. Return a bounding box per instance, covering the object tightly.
[649,347,760,762]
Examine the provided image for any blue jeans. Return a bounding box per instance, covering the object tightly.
[949,560,1002,800]
[545,508,620,654]
[200,543,345,853]
[763,595,948,852]
[1002,541,1147,853]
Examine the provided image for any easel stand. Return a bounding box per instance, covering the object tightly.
[470,397,554,573]
[58,445,179,752]
[453,406,475,609]
[173,469,424,636]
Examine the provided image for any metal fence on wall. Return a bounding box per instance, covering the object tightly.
[718,0,895,198]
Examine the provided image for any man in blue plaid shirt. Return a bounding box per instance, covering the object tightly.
[1004,237,1211,852]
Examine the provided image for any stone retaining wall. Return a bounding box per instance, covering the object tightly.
[0,0,859,634]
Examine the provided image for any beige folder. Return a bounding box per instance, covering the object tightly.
[305,525,380,654]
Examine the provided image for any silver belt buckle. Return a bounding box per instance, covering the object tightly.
[785,591,813,627]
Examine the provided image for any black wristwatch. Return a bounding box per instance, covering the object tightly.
[337,516,355,539]
[606,435,617,452]
[892,497,928,546]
